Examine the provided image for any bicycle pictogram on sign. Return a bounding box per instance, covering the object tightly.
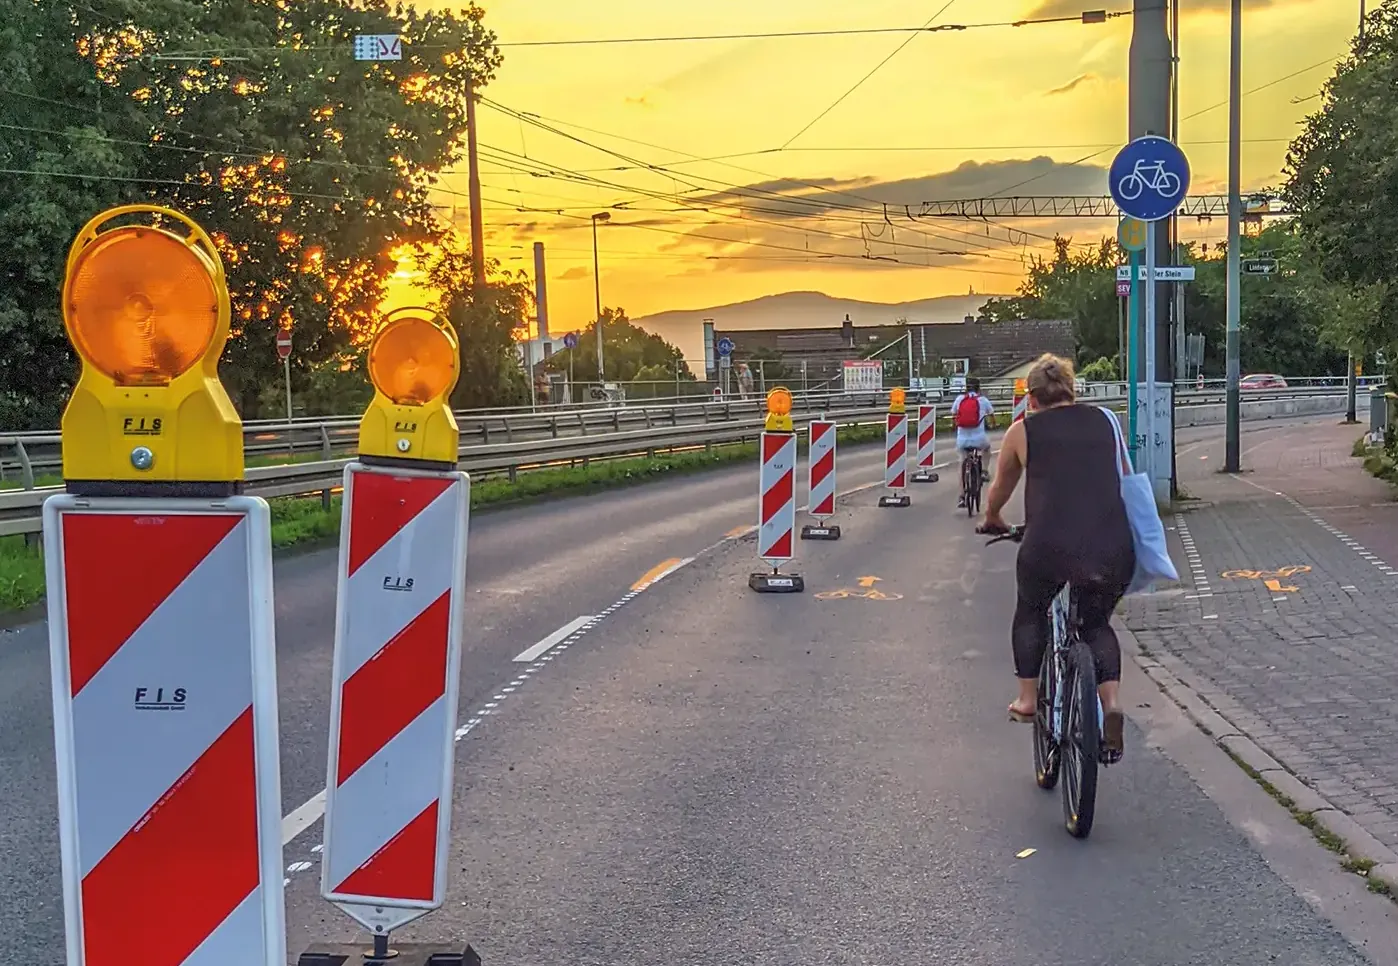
[1116,159,1182,203]
[1108,135,1191,223]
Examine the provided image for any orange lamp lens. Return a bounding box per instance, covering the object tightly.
[368,316,457,406]
[66,227,218,386]
[767,387,792,416]
[890,388,906,407]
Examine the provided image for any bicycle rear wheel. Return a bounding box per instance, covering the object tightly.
[1060,640,1101,839]
[1033,649,1060,790]
[966,459,980,517]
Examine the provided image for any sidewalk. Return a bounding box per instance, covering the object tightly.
[1124,419,1398,854]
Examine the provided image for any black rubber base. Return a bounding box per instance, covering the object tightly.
[878,494,912,507]
[749,572,805,593]
[297,943,481,966]
[800,524,841,541]
[911,470,940,483]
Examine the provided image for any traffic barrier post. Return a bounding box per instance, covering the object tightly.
[1012,378,1028,423]
[44,205,286,966]
[304,308,480,966]
[911,404,940,483]
[751,388,804,593]
[800,416,840,541]
[878,389,912,508]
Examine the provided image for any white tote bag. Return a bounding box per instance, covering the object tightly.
[1100,408,1179,594]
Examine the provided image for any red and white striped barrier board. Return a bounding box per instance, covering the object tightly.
[1012,392,1028,423]
[915,405,937,470]
[43,496,284,966]
[756,432,797,563]
[884,412,908,490]
[322,462,470,933]
[807,419,837,519]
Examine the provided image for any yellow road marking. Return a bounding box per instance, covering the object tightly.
[1263,578,1298,593]
[1016,848,1037,859]
[857,575,880,588]
[725,525,755,538]
[632,558,684,592]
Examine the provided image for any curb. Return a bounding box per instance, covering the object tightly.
[1118,618,1398,894]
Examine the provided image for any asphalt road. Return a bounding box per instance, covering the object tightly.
[2,412,1388,965]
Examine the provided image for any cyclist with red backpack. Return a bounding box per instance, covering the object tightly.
[952,377,995,508]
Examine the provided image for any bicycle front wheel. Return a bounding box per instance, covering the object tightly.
[1061,641,1101,839]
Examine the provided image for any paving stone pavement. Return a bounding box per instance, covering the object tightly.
[1124,419,1398,850]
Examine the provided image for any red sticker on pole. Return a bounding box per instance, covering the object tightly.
[276,329,292,361]
[321,462,470,934]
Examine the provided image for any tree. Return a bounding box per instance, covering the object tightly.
[1,0,506,423]
[1284,15,1396,353]
[546,308,690,384]
[1078,356,1116,382]
[977,237,1122,366]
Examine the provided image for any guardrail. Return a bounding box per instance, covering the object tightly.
[0,385,1352,486]
[0,391,1358,540]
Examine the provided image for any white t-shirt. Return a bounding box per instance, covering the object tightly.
[951,393,995,449]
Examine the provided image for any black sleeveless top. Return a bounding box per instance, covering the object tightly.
[1022,404,1134,583]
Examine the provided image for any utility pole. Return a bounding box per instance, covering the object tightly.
[1348,0,1366,425]
[465,75,485,295]
[1129,0,1176,490]
[591,212,610,384]
[1224,0,1243,471]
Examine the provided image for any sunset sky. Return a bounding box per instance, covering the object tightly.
[405,0,1357,352]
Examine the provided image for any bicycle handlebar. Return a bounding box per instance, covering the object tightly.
[978,523,1025,545]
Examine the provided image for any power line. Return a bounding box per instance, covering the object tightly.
[780,1,960,149]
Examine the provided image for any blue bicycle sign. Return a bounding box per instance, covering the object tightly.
[1108,136,1191,223]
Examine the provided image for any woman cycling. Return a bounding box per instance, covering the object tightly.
[980,354,1134,763]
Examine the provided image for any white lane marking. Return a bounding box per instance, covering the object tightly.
[281,790,327,846]
[513,615,596,662]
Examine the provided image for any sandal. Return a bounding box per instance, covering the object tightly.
[1101,710,1125,764]
[1007,705,1035,724]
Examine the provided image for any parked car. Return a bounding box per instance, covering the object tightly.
[1240,373,1288,390]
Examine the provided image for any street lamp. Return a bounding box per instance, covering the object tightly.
[591,211,610,384]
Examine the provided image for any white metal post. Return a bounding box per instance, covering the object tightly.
[1145,219,1158,487]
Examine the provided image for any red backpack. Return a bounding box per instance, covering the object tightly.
[954,392,982,429]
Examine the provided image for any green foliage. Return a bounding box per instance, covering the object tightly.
[0,0,506,425]
[1285,18,1393,356]
[547,308,691,383]
[1078,356,1117,382]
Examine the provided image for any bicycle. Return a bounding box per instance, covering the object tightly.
[980,523,1108,839]
[1116,159,1182,202]
[959,449,984,518]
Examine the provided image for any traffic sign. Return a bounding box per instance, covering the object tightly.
[1109,135,1191,223]
[276,328,292,360]
[1117,217,1148,252]
[1116,280,1132,298]
[717,336,735,357]
[1116,265,1196,282]
[353,34,402,61]
[1242,258,1279,276]
[562,332,578,349]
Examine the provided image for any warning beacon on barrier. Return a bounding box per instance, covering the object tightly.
[911,403,940,484]
[751,387,804,593]
[878,387,912,508]
[301,305,480,966]
[1012,377,1029,424]
[45,205,287,966]
[800,415,840,541]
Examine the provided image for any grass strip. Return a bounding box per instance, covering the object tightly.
[0,421,892,614]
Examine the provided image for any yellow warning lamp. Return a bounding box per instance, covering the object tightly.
[60,205,242,490]
[1014,378,1028,396]
[764,387,794,433]
[889,387,907,415]
[360,306,460,465]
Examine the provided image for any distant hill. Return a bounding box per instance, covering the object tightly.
[631,291,1008,365]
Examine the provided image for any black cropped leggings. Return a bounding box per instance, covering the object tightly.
[1012,552,1132,685]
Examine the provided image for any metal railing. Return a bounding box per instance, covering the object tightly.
[0,388,1356,540]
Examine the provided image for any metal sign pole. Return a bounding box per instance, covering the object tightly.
[1145,219,1158,487]
[1127,252,1140,468]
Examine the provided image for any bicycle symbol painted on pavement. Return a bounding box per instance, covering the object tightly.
[814,588,904,601]
[1219,565,1311,580]
[1116,159,1183,203]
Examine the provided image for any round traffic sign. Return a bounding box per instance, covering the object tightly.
[1109,135,1191,223]
[276,328,292,360]
[717,336,735,357]
[563,332,578,349]
[1117,217,1148,252]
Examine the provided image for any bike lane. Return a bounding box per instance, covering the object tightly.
[1124,418,1398,884]
[282,471,1389,963]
